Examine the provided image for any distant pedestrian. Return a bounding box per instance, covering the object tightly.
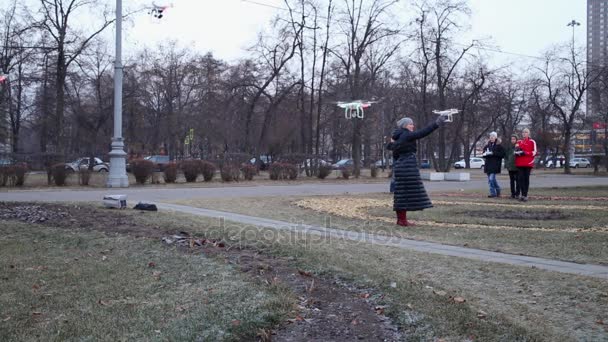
[514,128,537,202]
[503,134,520,199]
[481,132,506,198]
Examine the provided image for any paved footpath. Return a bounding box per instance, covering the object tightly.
[2,174,608,279]
[1,173,608,203]
[158,203,608,280]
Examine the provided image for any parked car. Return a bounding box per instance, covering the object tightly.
[144,155,171,171]
[545,156,565,168]
[374,159,393,168]
[420,159,431,169]
[301,158,331,169]
[569,157,591,168]
[249,155,272,170]
[332,159,356,170]
[65,157,108,172]
[453,157,485,169]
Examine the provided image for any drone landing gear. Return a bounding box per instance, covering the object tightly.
[345,108,364,119]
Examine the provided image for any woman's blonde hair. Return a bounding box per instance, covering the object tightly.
[522,128,530,134]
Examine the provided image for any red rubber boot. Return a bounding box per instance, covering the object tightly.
[396,210,408,226]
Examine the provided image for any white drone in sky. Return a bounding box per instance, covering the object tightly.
[334,100,379,119]
[432,108,460,123]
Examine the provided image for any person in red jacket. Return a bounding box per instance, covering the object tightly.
[514,128,537,202]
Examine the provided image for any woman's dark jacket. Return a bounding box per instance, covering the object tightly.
[392,122,439,211]
[503,144,518,172]
[482,141,505,174]
[386,128,404,160]
[393,122,439,156]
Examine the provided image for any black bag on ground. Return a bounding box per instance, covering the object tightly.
[134,202,158,211]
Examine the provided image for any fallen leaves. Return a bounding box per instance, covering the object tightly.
[148,262,156,268]
[477,310,487,319]
[2,316,11,322]
[433,290,447,297]
[452,296,466,304]
[298,270,312,277]
[374,305,387,315]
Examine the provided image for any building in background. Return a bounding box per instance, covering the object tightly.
[587,0,608,155]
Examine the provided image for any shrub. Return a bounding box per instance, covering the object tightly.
[201,161,217,182]
[317,165,332,179]
[0,166,9,186]
[284,163,298,180]
[221,165,240,182]
[241,164,257,181]
[180,160,200,182]
[341,167,352,180]
[370,164,378,178]
[164,163,178,183]
[131,159,154,184]
[52,164,69,186]
[78,168,91,186]
[13,164,27,186]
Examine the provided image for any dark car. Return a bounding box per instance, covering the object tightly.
[127,155,171,172]
[420,159,431,169]
[145,155,171,171]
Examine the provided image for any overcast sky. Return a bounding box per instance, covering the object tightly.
[119,0,587,65]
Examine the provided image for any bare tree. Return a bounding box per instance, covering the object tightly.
[332,0,400,177]
[425,0,473,171]
[536,45,598,173]
[36,0,114,153]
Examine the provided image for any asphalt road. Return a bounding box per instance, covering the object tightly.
[1,173,607,203]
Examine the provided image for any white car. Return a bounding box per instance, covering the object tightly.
[65,157,109,172]
[569,157,591,168]
[454,157,485,169]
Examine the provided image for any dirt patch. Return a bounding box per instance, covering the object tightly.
[461,209,570,221]
[0,202,402,341]
[200,245,401,341]
[0,202,169,238]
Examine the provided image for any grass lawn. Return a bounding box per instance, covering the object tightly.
[1,203,607,340]
[138,206,608,341]
[172,186,608,265]
[0,219,292,341]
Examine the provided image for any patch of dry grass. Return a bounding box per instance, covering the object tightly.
[0,220,293,341]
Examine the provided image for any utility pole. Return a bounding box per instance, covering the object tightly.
[107,0,129,187]
[567,19,581,158]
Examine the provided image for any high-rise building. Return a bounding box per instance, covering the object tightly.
[587,0,608,116]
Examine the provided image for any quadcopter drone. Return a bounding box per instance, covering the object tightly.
[149,3,172,19]
[432,108,460,123]
[334,100,379,119]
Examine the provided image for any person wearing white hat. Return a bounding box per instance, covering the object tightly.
[481,131,506,198]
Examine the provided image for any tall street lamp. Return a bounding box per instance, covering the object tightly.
[107,0,129,187]
[567,19,581,48]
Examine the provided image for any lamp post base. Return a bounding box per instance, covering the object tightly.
[106,138,129,188]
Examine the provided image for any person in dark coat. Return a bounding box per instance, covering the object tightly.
[392,115,446,226]
[481,132,506,197]
[386,126,404,193]
[503,134,520,199]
